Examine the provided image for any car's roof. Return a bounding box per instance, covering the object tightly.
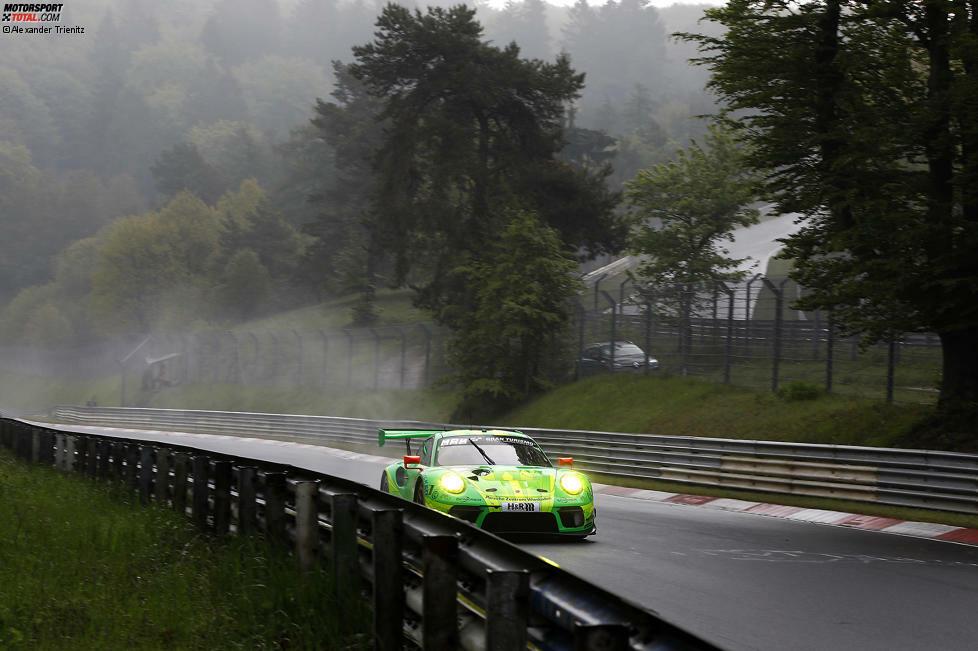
[434,429,532,441]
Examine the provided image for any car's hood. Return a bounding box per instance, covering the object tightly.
[446,465,556,499]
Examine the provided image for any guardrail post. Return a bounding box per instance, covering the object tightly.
[371,508,404,651]
[295,480,320,574]
[213,460,233,536]
[76,435,89,474]
[139,445,154,505]
[173,453,189,514]
[155,448,170,505]
[65,436,76,472]
[54,433,64,469]
[486,570,529,650]
[111,442,124,481]
[264,472,287,543]
[422,535,459,650]
[329,492,359,600]
[126,444,140,492]
[30,427,40,463]
[573,623,630,650]
[97,440,110,480]
[88,437,99,479]
[192,455,210,529]
[237,467,257,534]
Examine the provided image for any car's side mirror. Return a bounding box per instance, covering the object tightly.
[404,455,422,469]
[558,457,574,467]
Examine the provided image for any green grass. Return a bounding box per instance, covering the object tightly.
[0,449,368,650]
[499,374,932,449]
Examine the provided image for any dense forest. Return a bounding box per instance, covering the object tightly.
[0,0,721,348]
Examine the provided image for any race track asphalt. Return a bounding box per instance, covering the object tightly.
[38,425,978,651]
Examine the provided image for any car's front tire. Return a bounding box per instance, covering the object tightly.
[379,471,389,493]
[414,481,426,506]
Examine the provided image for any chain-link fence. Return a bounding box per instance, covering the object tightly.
[565,277,943,405]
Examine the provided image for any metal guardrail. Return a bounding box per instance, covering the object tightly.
[47,406,978,515]
[0,416,719,651]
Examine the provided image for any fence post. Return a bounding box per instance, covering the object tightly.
[213,460,233,536]
[319,329,330,389]
[248,332,260,385]
[745,273,762,357]
[420,324,432,387]
[681,283,692,377]
[716,282,734,385]
[139,445,154,505]
[599,290,617,369]
[886,338,896,404]
[330,492,359,601]
[111,442,124,480]
[761,277,785,392]
[485,570,530,650]
[264,472,287,543]
[396,326,407,389]
[371,508,404,651]
[237,467,257,535]
[192,455,209,530]
[813,308,821,360]
[293,330,304,386]
[295,480,320,574]
[370,328,381,390]
[344,329,354,387]
[826,313,835,393]
[173,452,189,514]
[54,433,64,469]
[423,535,459,651]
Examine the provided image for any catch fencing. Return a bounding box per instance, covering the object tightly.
[575,276,943,405]
[48,406,978,515]
[0,415,718,651]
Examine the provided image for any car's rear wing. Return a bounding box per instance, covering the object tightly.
[378,429,444,453]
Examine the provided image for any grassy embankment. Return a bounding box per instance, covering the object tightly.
[0,448,368,650]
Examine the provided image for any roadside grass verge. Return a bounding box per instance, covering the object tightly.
[499,374,931,449]
[0,449,368,650]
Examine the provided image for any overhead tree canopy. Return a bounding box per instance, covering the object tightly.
[684,0,978,412]
[348,3,623,314]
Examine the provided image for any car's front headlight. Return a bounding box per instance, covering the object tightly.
[439,472,466,494]
[560,473,584,495]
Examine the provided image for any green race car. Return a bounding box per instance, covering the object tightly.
[378,428,596,538]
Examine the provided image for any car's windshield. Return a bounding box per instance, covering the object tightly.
[610,343,645,357]
[434,435,551,467]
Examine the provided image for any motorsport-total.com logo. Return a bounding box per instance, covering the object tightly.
[2,3,63,21]
[2,3,85,34]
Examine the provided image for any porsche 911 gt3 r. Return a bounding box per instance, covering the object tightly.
[378,429,596,537]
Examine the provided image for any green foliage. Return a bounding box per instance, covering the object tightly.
[217,249,270,321]
[448,210,583,418]
[776,381,821,402]
[626,123,761,288]
[89,192,222,333]
[151,142,228,204]
[685,0,978,409]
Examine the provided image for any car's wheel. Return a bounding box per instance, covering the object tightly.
[379,471,389,493]
[414,481,426,506]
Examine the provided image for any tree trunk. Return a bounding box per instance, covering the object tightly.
[937,327,978,409]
